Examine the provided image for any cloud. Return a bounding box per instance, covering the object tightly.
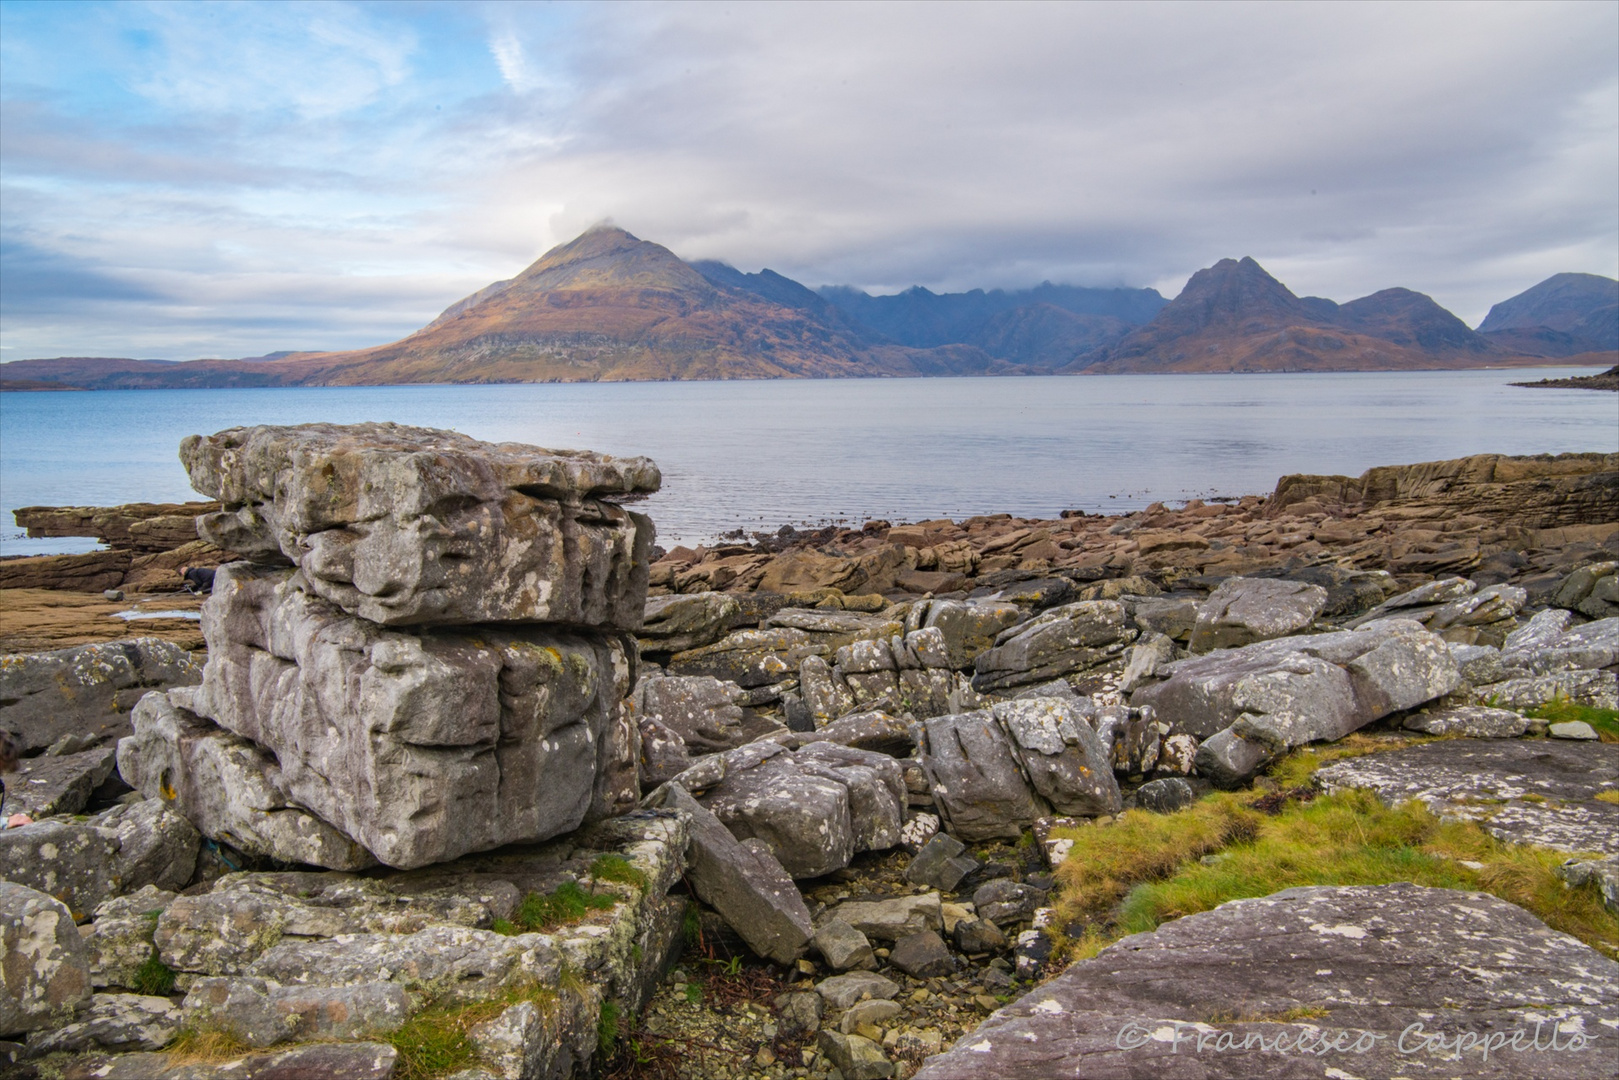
[0,0,1614,358]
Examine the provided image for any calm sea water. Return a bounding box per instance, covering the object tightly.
[2,369,1614,555]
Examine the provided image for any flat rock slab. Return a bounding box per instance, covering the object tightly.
[1317,738,1619,854]
[916,883,1619,1080]
[59,1041,398,1079]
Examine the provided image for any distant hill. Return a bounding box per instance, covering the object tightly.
[1477,272,1618,355]
[1076,257,1586,374]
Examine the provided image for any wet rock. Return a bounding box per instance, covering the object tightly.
[0,746,116,818]
[1402,704,1530,738]
[993,698,1123,817]
[650,784,812,965]
[183,423,658,629]
[972,600,1134,693]
[0,638,202,755]
[0,882,91,1035]
[1188,577,1328,653]
[26,993,180,1054]
[182,976,409,1047]
[972,879,1047,926]
[640,592,741,653]
[831,894,942,943]
[915,883,1619,1080]
[1135,777,1196,813]
[177,564,637,869]
[817,1029,894,1080]
[118,690,376,871]
[815,971,900,1012]
[813,919,876,972]
[903,832,980,893]
[1317,738,1619,854]
[912,711,1048,842]
[953,918,1008,956]
[0,820,119,919]
[634,674,753,754]
[887,930,954,979]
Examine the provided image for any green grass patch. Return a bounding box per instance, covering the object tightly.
[1526,700,1619,742]
[1051,788,1619,967]
[597,1000,621,1058]
[132,952,177,996]
[387,985,559,1080]
[589,854,649,891]
[495,881,617,935]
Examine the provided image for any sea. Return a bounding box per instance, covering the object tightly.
[2,368,1614,557]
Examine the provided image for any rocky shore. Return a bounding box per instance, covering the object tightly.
[2,431,1617,1080]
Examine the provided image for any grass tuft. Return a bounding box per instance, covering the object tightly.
[590,854,649,891]
[132,952,177,996]
[494,881,617,935]
[1526,700,1619,743]
[387,984,559,1080]
[597,1000,621,1058]
[1596,790,1619,805]
[164,1026,253,1065]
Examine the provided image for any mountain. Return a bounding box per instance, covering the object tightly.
[1076,257,1573,374]
[2,227,1014,388]
[1477,272,1618,355]
[817,281,1165,367]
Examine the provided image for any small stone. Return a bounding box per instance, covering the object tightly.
[798,959,819,976]
[954,918,1008,955]
[758,1046,778,1067]
[939,903,972,933]
[839,998,902,1035]
[887,931,954,979]
[903,833,980,893]
[775,990,824,1038]
[974,993,1000,1011]
[815,972,900,1011]
[817,1030,895,1080]
[972,879,1047,925]
[1135,777,1196,814]
[1549,721,1599,741]
[814,919,877,972]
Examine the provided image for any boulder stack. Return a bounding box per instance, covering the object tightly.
[118,423,661,870]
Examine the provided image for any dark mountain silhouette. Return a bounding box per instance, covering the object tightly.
[1477,272,1618,355]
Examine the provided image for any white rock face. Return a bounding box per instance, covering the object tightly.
[182,422,659,628]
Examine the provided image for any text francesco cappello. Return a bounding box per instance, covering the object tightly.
[1114,1018,1595,1063]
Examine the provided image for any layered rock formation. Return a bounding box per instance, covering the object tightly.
[118,423,660,870]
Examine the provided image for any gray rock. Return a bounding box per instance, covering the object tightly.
[182,976,409,1046]
[696,744,854,878]
[634,675,750,754]
[1504,607,1575,653]
[993,698,1123,817]
[669,628,825,689]
[1129,597,1200,642]
[1189,577,1328,653]
[1154,732,1197,776]
[93,799,202,894]
[639,592,741,653]
[1448,641,1513,685]
[798,655,859,725]
[814,971,900,1012]
[118,690,376,871]
[954,918,1008,955]
[1403,704,1530,738]
[972,600,1134,693]
[972,879,1047,926]
[1192,728,1276,790]
[1118,632,1177,693]
[1553,560,1619,617]
[1136,620,1459,784]
[1557,855,1619,914]
[26,993,180,1054]
[0,882,91,1036]
[84,887,177,989]
[1093,703,1164,777]
[831,894,942,943]
[794,710,914,757]
[813,919,876,972]
[0,746,117,818]
[913,711,1048,842]
[183,422,658,628]
[0,820,119,919]
[1510,616,1619,674]
[1480,669,1619,711]
[635,714,690,788]
[1551,720,1600,740]
[179,563,638,869]
[916,599,1025,669]
[887,930,954,979]
[838,997,902,1034]
[1353,575,1477,624]
[64,1041,399,1079]
[774,990,823,1038]
[903,832,979,893]
[1135,777,1196,813]
[1317,738,1619,854]
[915,884,1619,1080]
[794,742,907,855]
[650,784,812,965]
[0,638,202,755]
[467,991,598,1080]
[817,1030,894,1080]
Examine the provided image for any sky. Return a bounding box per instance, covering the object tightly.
[2,1,1616,361]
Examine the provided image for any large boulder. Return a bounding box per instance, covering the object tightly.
[1187,576,1328,653]
[633,675,753,754]
[909,599,1025,669]
[0,821,120,919]
[915,884,1619,1080]
[912,712,1045,842]
[181,423,658,629]
[971,600,1134,693]
[0,638,202,754]
[1,882,92,1036]
[991,699,1122,817]
[1134,619,1460,785]
[169,563,638,869]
